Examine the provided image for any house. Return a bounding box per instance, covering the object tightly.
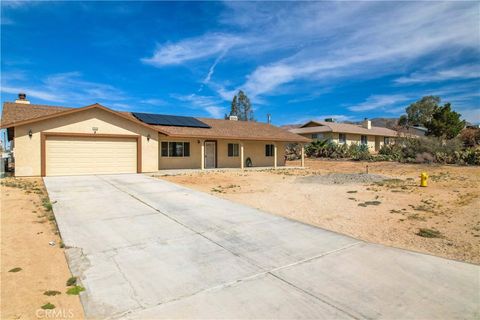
[399,126,428,137]
[289,118,399,152]
[0,95,309,177]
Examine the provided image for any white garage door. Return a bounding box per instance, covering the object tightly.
[45,136,137,176]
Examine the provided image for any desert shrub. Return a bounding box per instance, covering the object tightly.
[66,276,77,286]
[378,143,403,161]
[452,148,480,165]
[285,143,301,160]
[304,135,478,165]
[350,143,371,161]
[460,128,480,148]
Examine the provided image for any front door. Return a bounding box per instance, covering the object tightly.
[205,141,216,168]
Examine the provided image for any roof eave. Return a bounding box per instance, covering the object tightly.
[163,132,310,143]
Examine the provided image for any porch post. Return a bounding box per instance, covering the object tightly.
[301,144,305,168]
[200,140,205,170]
[273,143,277,168]
[240,142,244,169]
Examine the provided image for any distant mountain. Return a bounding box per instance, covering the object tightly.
[349,118,400,129]
[280,124,302,129]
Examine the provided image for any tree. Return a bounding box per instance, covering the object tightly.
[403,96,440,126]
[398,115,408,127]
[424,103,465,139]
[227,90,254,121]
[225,95,239,119]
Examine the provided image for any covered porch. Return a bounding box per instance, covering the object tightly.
[159,137,305,170]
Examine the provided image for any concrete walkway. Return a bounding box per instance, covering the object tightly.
[44,174,479,319]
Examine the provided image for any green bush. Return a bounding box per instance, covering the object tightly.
[350,143,371,161]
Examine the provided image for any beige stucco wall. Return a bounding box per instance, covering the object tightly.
[14,108,158,176]
[158,138,287,169]
[158,136,202,169]
[217,140,286,168]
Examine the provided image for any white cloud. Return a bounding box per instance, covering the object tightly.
[204,106,224,118]
[1,85,59,101]
[459,108,480,124]
[348,95,411,112]
[142,33,244,67]
[214,2,479,99]
[202,50,227,85]
[140,98,168,106]
[1,72,129,106]
[172,93,225,118]
[395,65,480,84]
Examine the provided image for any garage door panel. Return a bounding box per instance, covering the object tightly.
[46,136,137,176]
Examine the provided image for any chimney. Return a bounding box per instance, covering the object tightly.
[229,115,238,121]
[15,93,30,104]
[362,118,371,130]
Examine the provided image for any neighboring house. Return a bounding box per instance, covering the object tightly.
[1,95,309,177]
[398,126,428,137]
[290,119,399,152]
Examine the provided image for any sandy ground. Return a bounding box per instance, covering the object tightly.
[1,178,84,320]
[161,159,480,264]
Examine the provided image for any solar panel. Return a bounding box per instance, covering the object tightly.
[132,112,211,128]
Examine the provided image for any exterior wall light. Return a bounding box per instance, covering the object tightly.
[147,134,151,142]
[28,129,33,138]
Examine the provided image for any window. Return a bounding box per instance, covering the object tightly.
[161,142,190,157]
[361,135,368,145]
[312,133,323,140]
[384,137,390,145]
[339,133,346,144]
[228,143,239,157]
[265,144,275,157]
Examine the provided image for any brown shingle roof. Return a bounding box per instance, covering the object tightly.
[290,121,399,137]
[151,118,310,142]
[1,102,309,143]
[1,102,71,126]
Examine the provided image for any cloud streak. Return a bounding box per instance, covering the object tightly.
[142,33,244,67]
[348,95,411,112]
[395,65,480,84]
[1,72,129,106]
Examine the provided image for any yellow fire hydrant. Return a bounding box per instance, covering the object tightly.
[420,172,428,187]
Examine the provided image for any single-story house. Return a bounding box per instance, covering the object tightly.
[1,95,309,177]
[289,119,399,152]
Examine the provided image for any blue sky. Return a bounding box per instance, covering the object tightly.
[1,1,479,125]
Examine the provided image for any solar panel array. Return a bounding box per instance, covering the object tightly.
[132,112,211,128]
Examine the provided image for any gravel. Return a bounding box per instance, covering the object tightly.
[296,173,388,185]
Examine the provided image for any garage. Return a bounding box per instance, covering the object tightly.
[42,133,141,176]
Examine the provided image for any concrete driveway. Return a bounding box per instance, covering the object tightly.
[44,174,479,319]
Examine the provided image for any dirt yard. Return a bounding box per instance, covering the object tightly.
[1,178,84,319]
[160,159,480,264]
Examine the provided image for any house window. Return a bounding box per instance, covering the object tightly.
[384,137,390,145]
[265,144,275,157]
[361,135,368,145]
[339,133,346,144]
[228,143,239,157]
[161,142,190,157]
[312,133,318,139]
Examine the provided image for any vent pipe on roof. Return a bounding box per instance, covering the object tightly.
[15,93,30,104]
[363,118,372,130]
[267,113,271,124]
